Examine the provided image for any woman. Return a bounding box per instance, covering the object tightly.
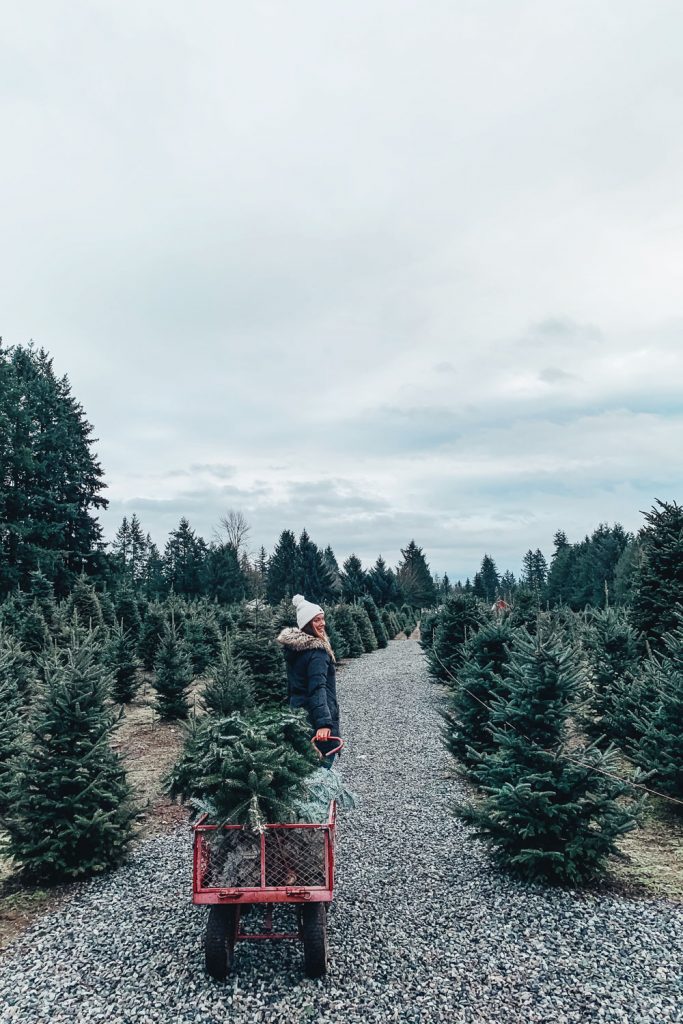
[277,594,340,766]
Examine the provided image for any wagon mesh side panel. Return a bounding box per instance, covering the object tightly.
[199,830,262,888]
[265,828,327,887]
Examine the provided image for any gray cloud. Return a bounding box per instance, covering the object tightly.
[538,367,578,384]
[4,2,683,579]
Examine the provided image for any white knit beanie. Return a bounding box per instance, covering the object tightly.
[293,594,323,629]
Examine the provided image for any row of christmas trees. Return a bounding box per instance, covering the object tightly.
[422,594,682,885]
[0,583,410,883]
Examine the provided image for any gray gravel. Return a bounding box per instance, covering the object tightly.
[1,639,682,1023]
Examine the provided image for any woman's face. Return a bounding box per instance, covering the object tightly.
[310,613,326,638]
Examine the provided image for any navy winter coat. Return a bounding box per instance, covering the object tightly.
[277,628,340,735]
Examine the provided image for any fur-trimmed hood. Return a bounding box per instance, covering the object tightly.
[277,627,328,653]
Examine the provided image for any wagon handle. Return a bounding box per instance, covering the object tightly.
[311,735,344,758]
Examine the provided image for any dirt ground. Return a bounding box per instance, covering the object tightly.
[1,656,681,953]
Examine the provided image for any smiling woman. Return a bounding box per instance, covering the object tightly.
[277,595,341,767]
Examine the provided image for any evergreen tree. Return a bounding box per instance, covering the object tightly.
[427,594,484,683]
[461,627,641,884]
[299,530,335,603]
[443,618,515,765]
[115,584,141,641]
[367,555,400,607]
[322,545,343,597]
[381,607,401,640]
[630,618,683,806]
[28,569,57,627]
[204,542,249,603]
[630,500,683,646]
[142,539,166,600]
[4,635,134,881]
[473,555,500,605]
[111,516,132,577]
[183,611,222,675]
[521,548,548,595]
[341,555,367,603]
[350,605,377,653]
[17,600,50,654]
[397,541,436,609]
[232,624,287,707]
[253,546,270,599]
[68,574,104,629]
[138,601,166,671]
[581,607,642,743]
[0,343,107,598]
[332,604,365,657]
[163,518,206,597]
[0,627,33,698]
[0,639,27,816]
[418,609,440,653]
[98,588,117,628]
[361,596,388,648]
[499,570,516,601]
[266,530,301,604]
[323,614,347,660]
[168,708,318,830]
[202,636,255,716]
[105,622,140,703]
[612,538,643,607]
[153,621,193,720]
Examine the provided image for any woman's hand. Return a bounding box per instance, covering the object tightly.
[314,728,332,741]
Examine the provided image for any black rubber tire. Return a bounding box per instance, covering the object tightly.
[301,903,328,978]
[205,905,238,981]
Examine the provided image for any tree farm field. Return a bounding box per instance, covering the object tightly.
[2,659,682,954]
[0,674,188,951]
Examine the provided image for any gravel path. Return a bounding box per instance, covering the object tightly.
[1,639,682,1023]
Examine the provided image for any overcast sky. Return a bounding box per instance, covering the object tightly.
[2,2,682,580]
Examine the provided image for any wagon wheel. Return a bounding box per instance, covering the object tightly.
[301,903,328,978]
[205,905,239,981]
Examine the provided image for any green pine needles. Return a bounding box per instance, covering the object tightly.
[456,626,643,885]
[168,708,319,831]
[4,634,135,882]
[202,636,255,716]
[153,619,193,720]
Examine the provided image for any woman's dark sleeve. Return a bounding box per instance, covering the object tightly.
[305,650,333,729]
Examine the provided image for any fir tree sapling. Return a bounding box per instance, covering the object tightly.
[183,612,221,675]
[138,602,166,671]
[323,612,347,660]
[202,637,255,717]
[68,574,104,630]
[0,640,27,817]
[105,621,140,703]
[361,596,388,649]
[5,635,135,881]
[631,618,683,808]
[153,620,194,720]
[332,604,365,657]
[459,627,642,885]
[17,600,50,654]
[115,585,142,641]
[232,621,287,707]
[443,618,515,766]
[428,594,484,684]
[630,500,683,647]
[580,607,642,744]
[350,604,377,653]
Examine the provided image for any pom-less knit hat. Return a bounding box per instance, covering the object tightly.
[293,594,323,629]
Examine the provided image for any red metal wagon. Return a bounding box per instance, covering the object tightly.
[192,739,342,980]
